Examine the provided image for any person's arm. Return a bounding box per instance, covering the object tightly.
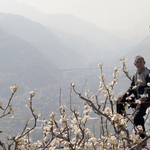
[122,76,135,100]
[144,73,150,101]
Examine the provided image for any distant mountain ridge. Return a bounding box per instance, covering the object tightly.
[0,0,131,65]
[0,27,60,95]
[0,0,149,85]
[0,12,85,69]
[124,35,150,67]
[111,35,150,69]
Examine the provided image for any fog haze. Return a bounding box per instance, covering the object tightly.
[13,0,150,41]
[0,0,150,73]
[0,0,149,91]
[1,0,150,141]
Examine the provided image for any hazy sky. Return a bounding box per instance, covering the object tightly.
[14,0,150,33]
[0,0,149,42]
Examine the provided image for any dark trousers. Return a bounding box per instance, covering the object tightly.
[116,97,136,115]
[134,103,150,138]
[117,99,150,138]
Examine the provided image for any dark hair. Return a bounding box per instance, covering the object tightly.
[134,55,145,62]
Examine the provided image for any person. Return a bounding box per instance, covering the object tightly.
[117,55,150,140]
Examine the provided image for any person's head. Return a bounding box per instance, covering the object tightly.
[134,55,145,72]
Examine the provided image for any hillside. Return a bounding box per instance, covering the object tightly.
[112,35,150,69]
[124,36,150,67]
[0,0,130,65]
[108,35,150,95]
[0,13,84,69]
[0,28,61,97]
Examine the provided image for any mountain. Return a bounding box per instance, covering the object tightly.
[0,0,130,65]
[46,14,126,49]
[0,27,61,97]
[0,12,84,69]
[111,35,150,69]
[49,27,108,65]
[123,35,150,67]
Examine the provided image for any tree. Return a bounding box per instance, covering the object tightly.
[0,58,150,150]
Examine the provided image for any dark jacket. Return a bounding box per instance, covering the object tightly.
[123,67,150,102]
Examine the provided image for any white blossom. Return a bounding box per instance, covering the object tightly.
[85,90,89,97]
[132,86,137,90]
[140,94,148,98]
[37,113,42,118]
[120,131,126,138]
[103,107,112,116]
[98,63,103,67]
[59,105,67,110]
[30,91,35,97]
[135,100,141,104]
[137,79,142,83]
[100,74,105,80]
[70,83,75,87]
[130,134,141,144]
[84,105,88,109]
[109,136,116,145]
[82,115,90,123]
[113,79,118,84]
[74,125,81,135]
[137,125,143,131]
[50,138,60,148]
[11,116,14,119]
[126,96,132,100]
[71,118,79,125]
[83,109,90,115]
[114,67,119,72]
[88,136,98,146]
[10,84,19,93]
[111,114,126,126]
[146,107,150,114]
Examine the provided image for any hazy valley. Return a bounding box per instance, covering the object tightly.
[0,0,150,142]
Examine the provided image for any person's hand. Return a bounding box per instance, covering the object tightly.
[117,96,123,102]
[135,99,143,104]
[141,98,145,103]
